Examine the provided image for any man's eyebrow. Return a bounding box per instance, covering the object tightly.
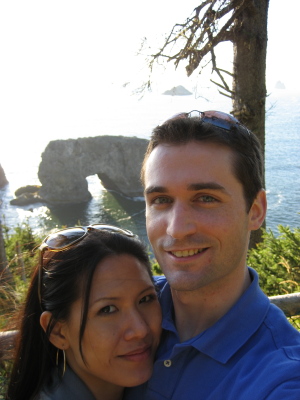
[144,182,227,195]
[187,182,227,192]
[144,186,167,195]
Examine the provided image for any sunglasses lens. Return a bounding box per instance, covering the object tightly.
[188,110,202,119]
[90,224,134,237]
[164,110,248,133]
[44,227,86,249]
[203,110,238,123]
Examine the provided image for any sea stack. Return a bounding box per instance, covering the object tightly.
[0,164,8,188]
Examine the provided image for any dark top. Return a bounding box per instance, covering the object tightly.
[36,366,96,400]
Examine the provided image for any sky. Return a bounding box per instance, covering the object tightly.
[0,0,299,151]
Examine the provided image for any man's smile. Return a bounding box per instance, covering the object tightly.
[170,248,208,258]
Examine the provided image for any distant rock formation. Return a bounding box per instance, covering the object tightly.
[38,135,149,204]
[163,85,192,96]
[10,185,43,206]
[275,81,286,89]
[0,164,8,188]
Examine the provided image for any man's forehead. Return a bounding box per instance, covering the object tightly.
[145,141,234,168]
[144,141,237,188]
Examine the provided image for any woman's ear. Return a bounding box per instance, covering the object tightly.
[40,311,69,350]
[248,189,267,230]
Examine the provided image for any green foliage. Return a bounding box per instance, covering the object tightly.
[248,226,300,296]
[0,364,10,399]
[3,221,38,268]
[0,222,40,330]
[151,260,163,275]
[0,222,42,396]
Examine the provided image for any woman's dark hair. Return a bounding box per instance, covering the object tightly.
[6,229,152,400]
[141,117,264,212]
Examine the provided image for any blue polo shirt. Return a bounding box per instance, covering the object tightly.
[125,268,300,400]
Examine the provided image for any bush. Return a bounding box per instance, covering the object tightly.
[248,226,300,296]
[0,222,40,330]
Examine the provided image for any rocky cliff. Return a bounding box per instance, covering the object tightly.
[38,135,149,204]
[0,164,8,188]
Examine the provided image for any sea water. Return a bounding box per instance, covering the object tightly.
[0,87,299,246]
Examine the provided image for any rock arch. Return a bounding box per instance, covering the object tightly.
[38,136,149,204]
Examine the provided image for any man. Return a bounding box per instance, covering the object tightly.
[126,110,300,399]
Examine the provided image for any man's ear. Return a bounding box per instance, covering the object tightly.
[248,189,267,231]
[40,311,69,350]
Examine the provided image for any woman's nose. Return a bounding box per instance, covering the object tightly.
[123,310,150,341]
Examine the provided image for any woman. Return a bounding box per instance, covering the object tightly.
[6,224,162,400]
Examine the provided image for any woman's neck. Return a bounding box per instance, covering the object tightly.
[89,382,124,400]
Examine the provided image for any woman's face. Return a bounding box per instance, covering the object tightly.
[61,253,162,395]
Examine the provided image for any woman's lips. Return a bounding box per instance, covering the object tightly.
[120,346,152,362]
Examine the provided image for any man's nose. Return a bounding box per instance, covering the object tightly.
[166,202,197,239]
[123,310,150,341]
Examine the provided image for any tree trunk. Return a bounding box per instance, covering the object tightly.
[232,0,270,248]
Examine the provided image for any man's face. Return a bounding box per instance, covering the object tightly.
[144,141,265,292]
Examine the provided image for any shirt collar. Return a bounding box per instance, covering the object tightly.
[158,268,270,363]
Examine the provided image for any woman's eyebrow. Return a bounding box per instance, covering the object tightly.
[90,296,119,306]
[90,285,155,306]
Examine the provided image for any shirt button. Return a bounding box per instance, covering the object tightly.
[164,360,172,367]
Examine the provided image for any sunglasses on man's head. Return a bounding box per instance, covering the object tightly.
[163,110,250,134]
[38,224,135,305]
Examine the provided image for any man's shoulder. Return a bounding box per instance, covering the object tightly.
[153,275,167,290]
[244,346,300,399]
[265,303,300,348]
[244,302,300,396]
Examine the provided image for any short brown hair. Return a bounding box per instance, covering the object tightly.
[141,117,264,212]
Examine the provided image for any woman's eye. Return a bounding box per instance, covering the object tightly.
[139,294,156,304]
[99,305,117,314]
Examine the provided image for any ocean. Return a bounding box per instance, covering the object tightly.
[0,86,299,246]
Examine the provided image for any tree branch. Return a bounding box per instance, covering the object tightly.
[148,0,250,77]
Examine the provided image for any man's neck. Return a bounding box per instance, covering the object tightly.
[171,268,251,342]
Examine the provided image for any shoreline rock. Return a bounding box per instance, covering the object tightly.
[10,185,45,206]
[0,164,8,188]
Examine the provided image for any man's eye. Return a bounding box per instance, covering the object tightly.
[99,305,117,314]
[153,197,171,204]
[198,195,217,203]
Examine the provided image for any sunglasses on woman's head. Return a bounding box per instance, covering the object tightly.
[38,224,135,305]
[163,110,250,134]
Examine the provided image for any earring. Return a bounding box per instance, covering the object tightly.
[56,348,66,377]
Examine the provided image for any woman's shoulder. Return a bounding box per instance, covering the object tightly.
[35,391,53,400]
[35,367,96,400]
